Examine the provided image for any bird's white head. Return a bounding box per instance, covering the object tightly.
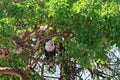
[45,40,55,52]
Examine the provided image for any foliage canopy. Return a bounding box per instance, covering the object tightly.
[0,0,120,80]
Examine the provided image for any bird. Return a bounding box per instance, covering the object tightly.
[44,40,56,60]
[44,40,65,60]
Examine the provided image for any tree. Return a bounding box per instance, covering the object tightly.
[0,0,120,80]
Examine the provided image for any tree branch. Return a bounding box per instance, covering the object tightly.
[0,67,28,80]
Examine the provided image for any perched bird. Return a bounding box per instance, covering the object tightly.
[44,40,65,60]
[45,40,56,60]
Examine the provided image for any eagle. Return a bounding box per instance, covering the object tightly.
[45,40,56,60]
[44,40,65,60]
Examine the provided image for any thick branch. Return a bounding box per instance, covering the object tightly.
[0,67,28,80]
